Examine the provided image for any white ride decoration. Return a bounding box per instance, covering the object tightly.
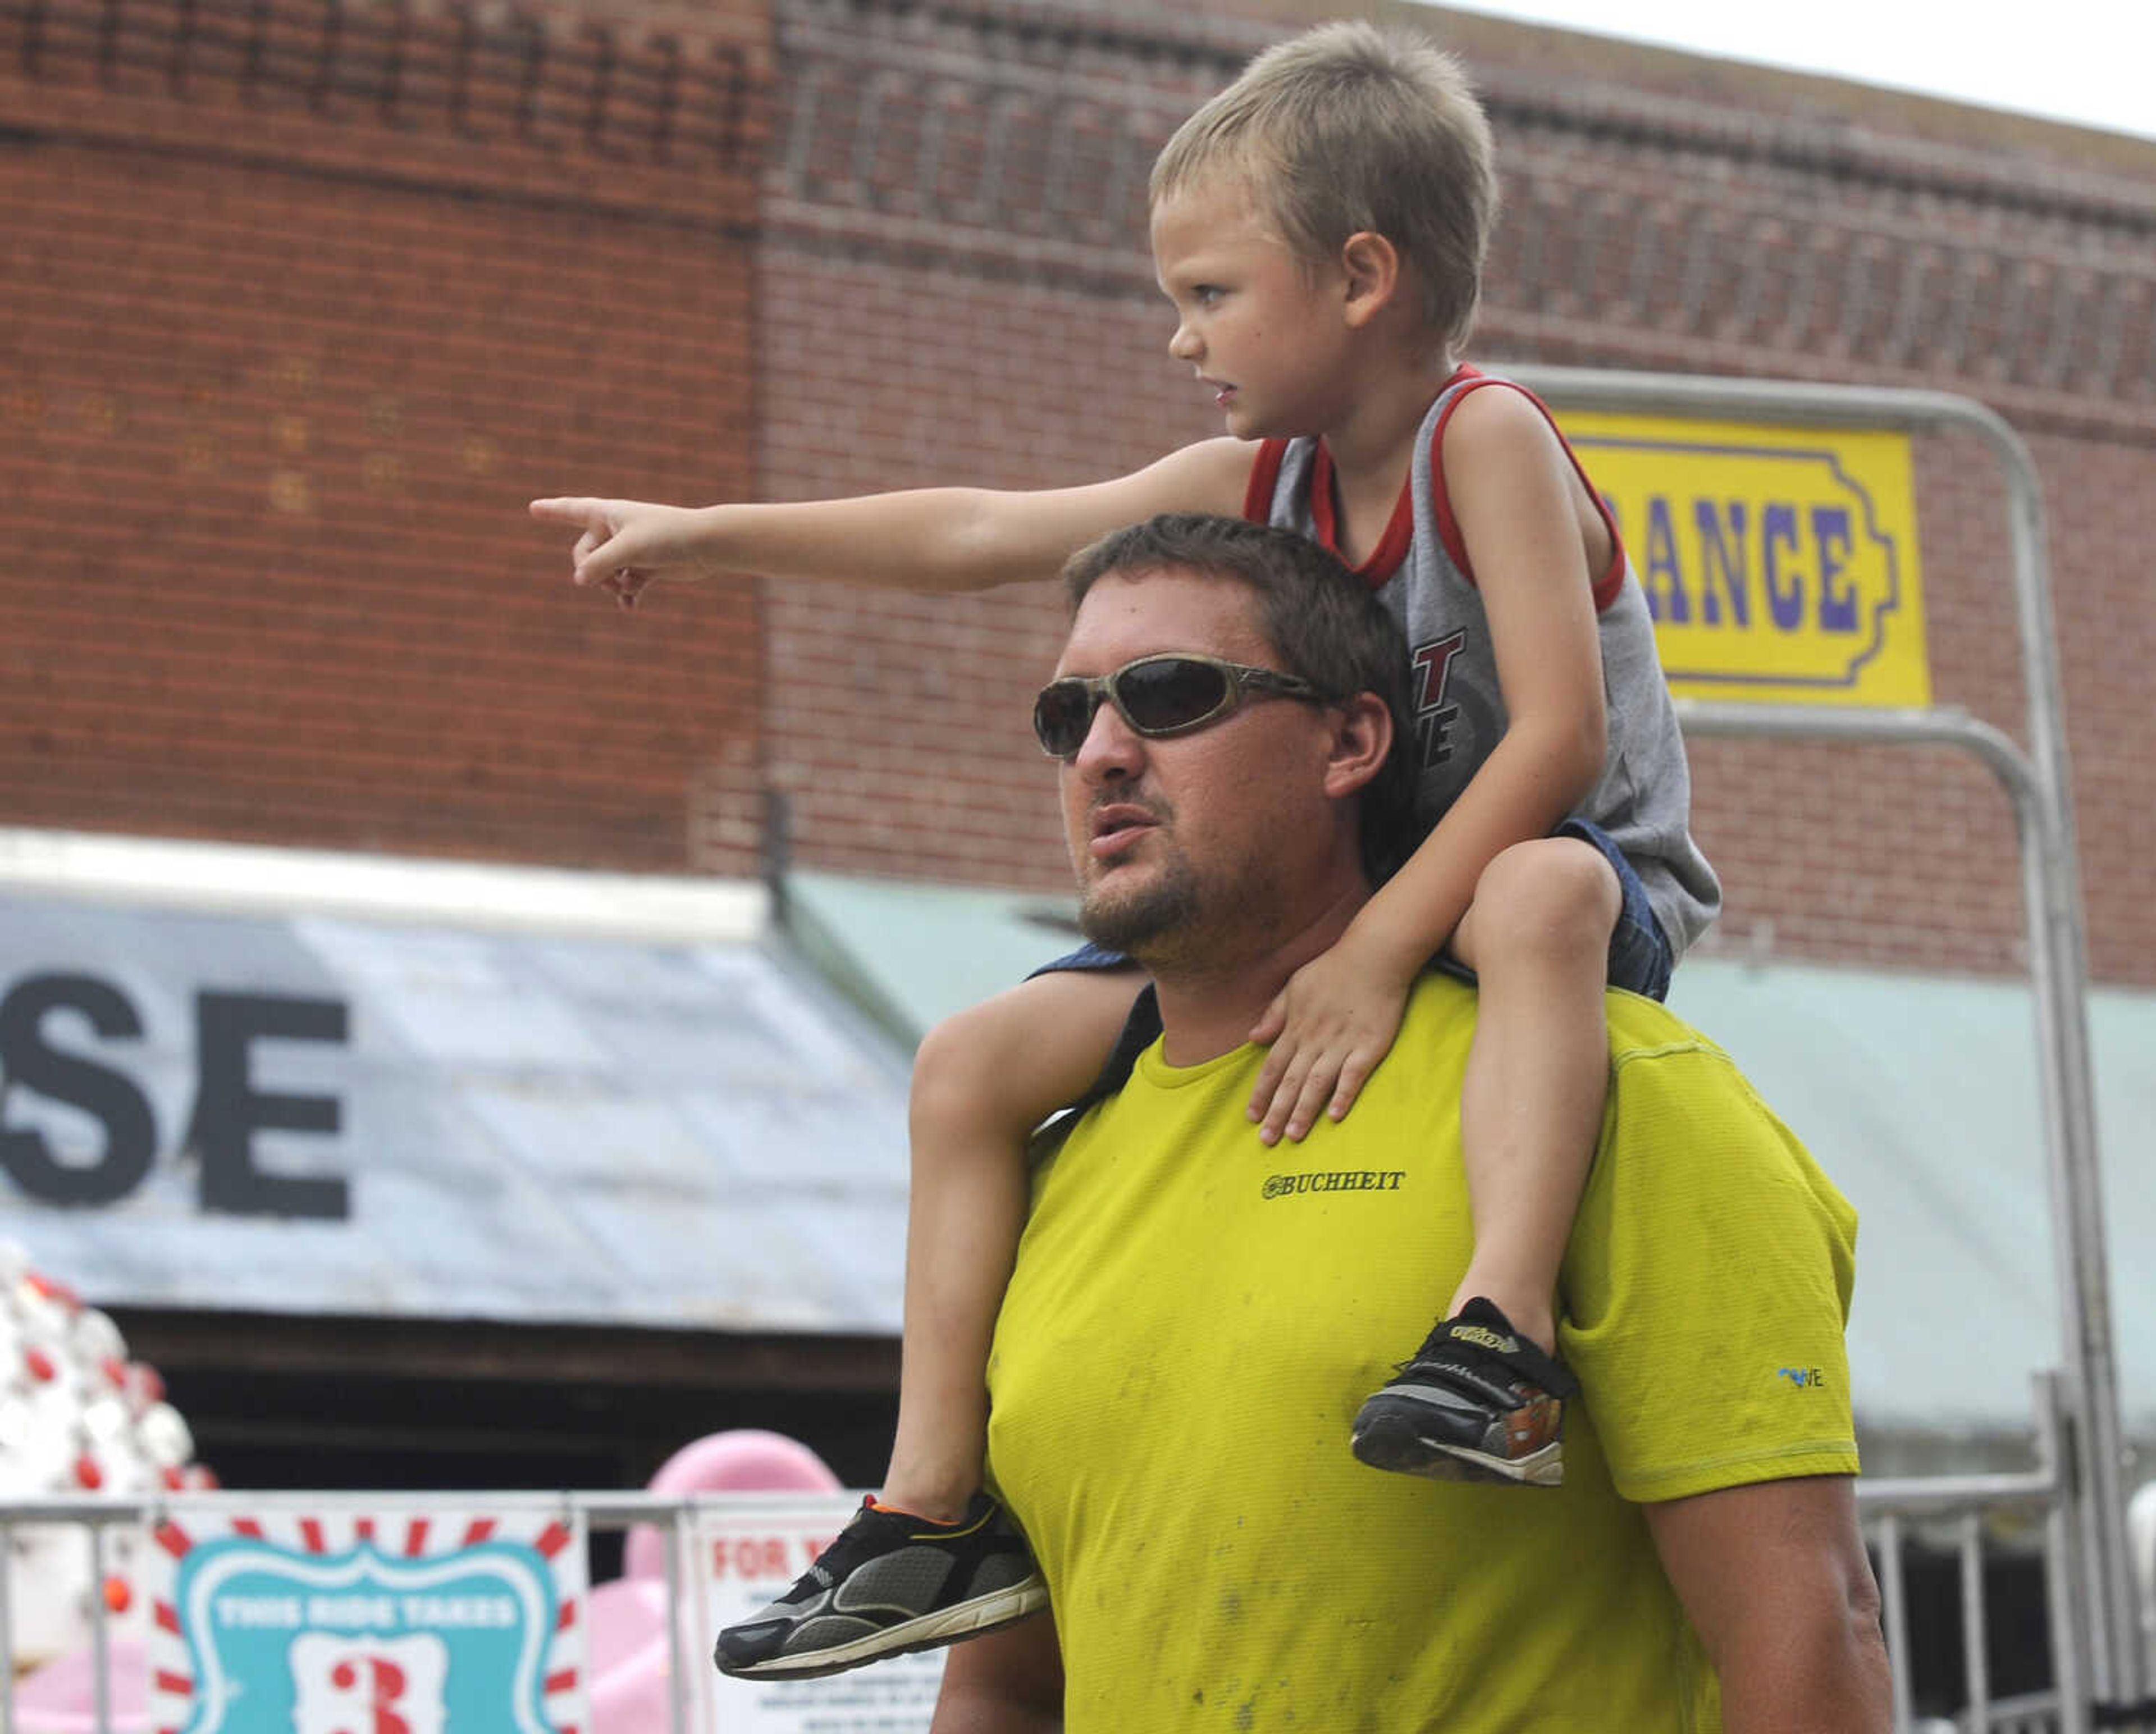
[0,1239,214,1672]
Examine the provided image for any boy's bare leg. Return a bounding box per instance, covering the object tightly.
[880,965,1145,1519]
[1349,837,1619,1486]
[1443,837,1623,1357]
[714,964,1145,1680]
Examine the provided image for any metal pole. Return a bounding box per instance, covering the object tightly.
[1878,1513,1917,1733]
[0,1519,15,1734]
[1961,1513,1991,1730]
[666,1505,691,1734]
[1961,404,2142,1717]
[89,1521,110,1734]
[2038,1374,2093,1734]
[1512,363,2142,1719]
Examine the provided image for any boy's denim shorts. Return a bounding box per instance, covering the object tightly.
[1455,816,1675,1003]
[1030,815,1674,1002]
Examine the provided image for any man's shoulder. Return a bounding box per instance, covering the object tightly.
[1602,990,1731,1070]
[1405,972,1729,1076]
[1598,992,1789,1135]
[1595,991,1853,1235]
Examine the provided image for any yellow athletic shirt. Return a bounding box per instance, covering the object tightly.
[986,972,1860,1733]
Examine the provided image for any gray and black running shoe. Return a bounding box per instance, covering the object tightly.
[712,1493,1047,1681]
[1351,1297,1578,1487]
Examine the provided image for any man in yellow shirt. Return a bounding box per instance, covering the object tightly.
[933,514,1891,1732]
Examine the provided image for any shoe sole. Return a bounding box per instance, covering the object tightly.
[715,1575,1051,1682]
[1351,1406,1565,1488]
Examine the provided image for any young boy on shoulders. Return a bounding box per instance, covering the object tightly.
[533,20,1719,1683]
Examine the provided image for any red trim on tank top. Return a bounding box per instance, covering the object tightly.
[1244,440,1287,524]
[1307,444,1415,590]
[1245,366,1475,591]
[1429,374,1629,612]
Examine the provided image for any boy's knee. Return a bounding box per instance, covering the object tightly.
[910,969,1140,1138]
[909,1002,1021,1139]
[1472,838,1621,961]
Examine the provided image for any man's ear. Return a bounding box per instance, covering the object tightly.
[1321,692,1395,798]
[1339,231,1403,328]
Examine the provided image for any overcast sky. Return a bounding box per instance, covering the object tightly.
[1427,1,2156,142]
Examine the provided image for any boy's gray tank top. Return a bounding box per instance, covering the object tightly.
[1256,371,1721,959]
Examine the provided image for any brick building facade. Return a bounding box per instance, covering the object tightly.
[2,0,771,870]
[7,0,2154,984]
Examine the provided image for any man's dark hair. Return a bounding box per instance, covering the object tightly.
[1062,514,1419,883]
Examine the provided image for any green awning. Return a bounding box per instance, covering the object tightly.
[786,870,2155,1462]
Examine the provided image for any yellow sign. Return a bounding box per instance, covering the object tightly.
[1563,414,1931,707]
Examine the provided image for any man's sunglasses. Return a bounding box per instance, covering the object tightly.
[1032,653,1330,759]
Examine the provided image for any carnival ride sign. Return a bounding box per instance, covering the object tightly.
[148,1506,588,1733]
[1565,413,1932,707]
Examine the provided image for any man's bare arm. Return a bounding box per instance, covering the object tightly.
[1644,1474,1892,1734]
[930,1611,1063,1734]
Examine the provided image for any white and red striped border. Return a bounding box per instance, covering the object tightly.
[145,1506,587,1734]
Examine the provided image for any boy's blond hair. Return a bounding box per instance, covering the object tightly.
[1150,20,1498,351]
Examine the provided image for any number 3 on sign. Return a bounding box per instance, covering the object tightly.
[290,1633,450,1734]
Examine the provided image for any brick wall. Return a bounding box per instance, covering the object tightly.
[748,0,1266,892]
[750,0,2156,987]
[8,0,2152,985]
[2,0,771,872]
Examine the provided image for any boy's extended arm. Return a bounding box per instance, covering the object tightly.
[529,438,1251,605]
[1248,385,1610,1140]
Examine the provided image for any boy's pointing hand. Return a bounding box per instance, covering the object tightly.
[529,495,705,610]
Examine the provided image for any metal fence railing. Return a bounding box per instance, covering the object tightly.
[0,1384,2125,1734]
[0,1487,716,1734]
[1860,1374,2081,1734]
